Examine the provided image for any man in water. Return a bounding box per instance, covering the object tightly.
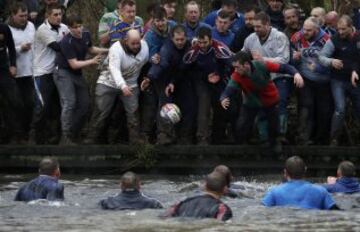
[324,161,360,194]
[100,171,163,210]
[15,157,64,202]
[262,156,338,210]
[164,172,232,221]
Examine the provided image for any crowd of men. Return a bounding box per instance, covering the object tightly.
[14,156,360,221]
[1,0,360,151]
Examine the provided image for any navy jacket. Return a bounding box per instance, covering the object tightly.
[148,39,191,84]
[166,194,232,221]
[323,177,360,194]
[14,175,64,202]
[183,39,233,88]
[100,189,163,210]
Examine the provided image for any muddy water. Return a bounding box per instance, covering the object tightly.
[0,175,360,231]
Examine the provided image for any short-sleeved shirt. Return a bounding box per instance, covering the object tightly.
[33,20,69,76]
[56,31,92,75]
[262,180,336,210]
[14,175,64,202]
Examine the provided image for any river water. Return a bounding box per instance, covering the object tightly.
[0,174,360,231]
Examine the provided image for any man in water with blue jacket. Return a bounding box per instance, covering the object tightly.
[324,161,360,194]
[15,157,64,202]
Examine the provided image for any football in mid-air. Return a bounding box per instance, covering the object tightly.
[160,103,181,124]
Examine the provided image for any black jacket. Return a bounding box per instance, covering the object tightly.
[100,189,163,210]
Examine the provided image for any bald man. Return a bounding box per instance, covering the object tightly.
[291,17,332,145]
[311,7,326,27]
[325,11,338,36]
[86,29,149,144]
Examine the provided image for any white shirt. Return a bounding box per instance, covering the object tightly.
[97,40,149,89]
[33,20,69,76]
[243,27,290,79]
[9,21,36,78]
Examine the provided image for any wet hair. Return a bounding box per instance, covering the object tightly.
[197,26,212,40]
[338,161,356,177]
[338,15,353,28]
[285,156,306,179]
[222,0,238,8]
[66,14,83,27]
[152,6,167,20]
[9,2,27,15]
[119,0,135,8]
[232,51,253,64]
[39,157,59,176]
[170,24,186,38]
[217,10,231,20]
[213,165,232,187]
[121,171,139,190]
[205,172,227,193]
[254,11,271,25]
[46,3,62,15]
[244,5,262,14]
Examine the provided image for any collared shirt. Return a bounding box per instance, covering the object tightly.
[56,30,92,75]
[33,20,69,76]
[108,13,143,44]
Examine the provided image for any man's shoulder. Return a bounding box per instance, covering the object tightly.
[205,10,218,18]
[100,11,117,21]
[245,32,257,42]
[270,27,287,40]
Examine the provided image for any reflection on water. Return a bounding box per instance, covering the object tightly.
[1,175,360,231]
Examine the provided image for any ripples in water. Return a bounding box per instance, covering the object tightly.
[0,175,360,231]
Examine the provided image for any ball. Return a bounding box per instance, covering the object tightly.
[160,103,181,124]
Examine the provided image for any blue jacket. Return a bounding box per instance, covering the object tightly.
[291,28,331,83]
[14,175,64,202]
[144,21,176,59]
[211,27,234,48]
[203,10,244,34]
[183,39,233,86]
[323,177,360,194]
[148,38,191,84]
[183,21,211,40]
[100,189,163,210]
